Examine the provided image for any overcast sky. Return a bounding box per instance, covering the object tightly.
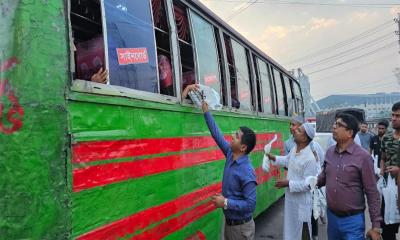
[199,0,400,100]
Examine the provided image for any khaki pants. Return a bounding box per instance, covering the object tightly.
[224,219,255,240]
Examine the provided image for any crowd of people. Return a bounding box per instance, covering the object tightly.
[184,84,400,240]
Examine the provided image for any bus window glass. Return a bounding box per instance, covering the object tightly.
[104,0,158,92]
[224,35,239,108]
[173,2,196,90]
[252,55,262,112]
[283,75,293,115]
[231,40,251,111]
[273,68,285,115]
[152,0,175,96]
[257,58,273,114]
[293,82,302,114]
[190,12,221,96]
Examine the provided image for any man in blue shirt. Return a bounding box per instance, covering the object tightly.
[201,95,257,240]
[357,121,374,152]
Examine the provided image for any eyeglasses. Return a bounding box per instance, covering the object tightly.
[333,121,349,129]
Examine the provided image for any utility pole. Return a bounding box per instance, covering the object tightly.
[395,13,400,54]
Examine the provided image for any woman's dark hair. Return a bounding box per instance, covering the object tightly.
[336,113,359,138]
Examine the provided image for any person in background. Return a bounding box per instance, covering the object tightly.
[379,102,400,240]
[318,113,382,240]
[370,120,389,168]
[158,55,174,96]
[357,121,374,152]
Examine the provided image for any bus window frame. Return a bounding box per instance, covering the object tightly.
[188,9,222,100]
[228,36,254,113]
[69,0,182,105]
[246,49,258,113]
[253,54,276,116]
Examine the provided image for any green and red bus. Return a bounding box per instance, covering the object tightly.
[1,0,303,239]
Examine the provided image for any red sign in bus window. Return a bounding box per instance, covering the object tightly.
[116,48,149,65]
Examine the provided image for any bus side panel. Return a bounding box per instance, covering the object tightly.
[0,1,71,239]
[68,93,288,240]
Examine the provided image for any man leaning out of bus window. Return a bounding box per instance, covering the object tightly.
[184,84,257,240]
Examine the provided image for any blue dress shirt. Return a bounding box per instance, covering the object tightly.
[204,112,257,220]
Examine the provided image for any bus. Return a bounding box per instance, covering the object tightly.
[1,0,303,239]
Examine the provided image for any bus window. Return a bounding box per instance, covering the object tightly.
[152,0,175,97]
[103,0,158,92]
[223,34,239,109]
[272,68,286,116]
[283,75,293,115]
[173,2,196,91]
[230,40,252,111]
[190,12,221,98]
[70,0,106,83]
[292,81,302,114]
[214,28,228,106]
[257,58,274,114]
[246,50,256,112]
[252,55,263,112]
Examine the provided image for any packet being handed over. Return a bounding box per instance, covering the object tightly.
[187,84,222,110]
[262,134,278,172]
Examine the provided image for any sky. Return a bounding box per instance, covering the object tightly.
[199,0,400,101]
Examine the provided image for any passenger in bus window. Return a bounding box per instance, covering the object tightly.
[158,55,173,96]
[231,86,240,109]
[74,35,108,83]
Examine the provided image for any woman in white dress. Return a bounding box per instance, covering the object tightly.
[267,123,319,240]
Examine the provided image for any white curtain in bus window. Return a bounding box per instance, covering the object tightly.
[190,12,221,96]
[104,0,158,92]
[273,68,285,115]
[257,59,273,114]
[283,76,293,115]
[231,40,251,111]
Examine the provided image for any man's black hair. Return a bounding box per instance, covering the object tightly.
[336,113,359,138]
[360,120,368,125]
[239,126,256,154]
[377,120,389,128]
[392,101,400,112]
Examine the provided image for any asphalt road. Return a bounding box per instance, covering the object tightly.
[255,197,326,240]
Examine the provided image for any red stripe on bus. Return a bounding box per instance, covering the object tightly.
[73,133,283,192]
[77,183,222,240]
[131,202,215,240]
[72,136,219,164]
[72,137,281,192]
[76,166,280,240]
[73,149,225,192]
[72,133,281,164]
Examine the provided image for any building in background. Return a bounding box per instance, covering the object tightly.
[317,92,400,120]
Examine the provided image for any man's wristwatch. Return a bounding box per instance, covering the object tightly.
[223,198,228,210]
[372,227,382,234]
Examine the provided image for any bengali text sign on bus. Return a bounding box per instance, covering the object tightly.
[116,48,149,65]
